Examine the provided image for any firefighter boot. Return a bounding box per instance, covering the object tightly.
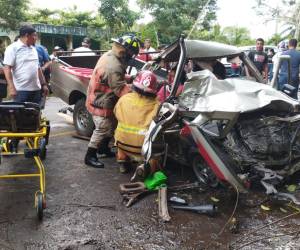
[85,147,104,168]
[97,137,115,158]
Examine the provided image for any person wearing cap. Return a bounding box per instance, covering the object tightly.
[84,34,141,168]
[72,37,95,56]
[114,70,161,174]
[3,25,49,152]
[3,25,49,103]
[50,46,63,60]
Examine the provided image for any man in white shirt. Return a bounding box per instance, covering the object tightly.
[3,25,48,103]
[137,38,156,61]
[3,25,49,152]
[144,38,156,53]
[72,37,95,56]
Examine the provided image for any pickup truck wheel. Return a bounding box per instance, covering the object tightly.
[73,98,94,137]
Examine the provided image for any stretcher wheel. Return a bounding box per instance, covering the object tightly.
[35,192,44,220]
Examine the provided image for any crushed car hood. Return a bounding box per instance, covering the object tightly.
[179,70,300,113]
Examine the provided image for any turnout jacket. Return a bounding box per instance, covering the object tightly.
[86,50,130,117]
[114,92,160,154]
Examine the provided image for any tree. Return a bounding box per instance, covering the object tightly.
[137,0,217,44]
[28,8,57,25]
[135,23,159,48]
[222,26,254,46]
[194,24,227,43]
[193,25,254,46]
[98,0,140,36]
[59,8,104,28]
[0,0,29,30]
[254,0,300,40]
[29,7,105,29]
[267,33,285,46]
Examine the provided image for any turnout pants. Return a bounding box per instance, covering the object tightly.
[88,115,117,149]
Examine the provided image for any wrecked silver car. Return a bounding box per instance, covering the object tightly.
[142,36,300,204]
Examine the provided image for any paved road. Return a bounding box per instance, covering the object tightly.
[0,97,299,250]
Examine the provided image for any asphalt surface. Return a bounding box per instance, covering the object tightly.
[0,97,299,250]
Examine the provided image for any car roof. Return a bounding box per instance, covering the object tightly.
[158,39,242,62]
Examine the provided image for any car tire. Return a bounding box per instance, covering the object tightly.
[192,154,219,188]
[73,98,94,137]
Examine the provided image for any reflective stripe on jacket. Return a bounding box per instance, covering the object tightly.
[86,50,130,117]
[114,92,160,154]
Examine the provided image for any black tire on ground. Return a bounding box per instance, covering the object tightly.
[73,98,95,137]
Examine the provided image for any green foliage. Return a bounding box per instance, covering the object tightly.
[26,7,106,42]
[28,7,105,28]
[135,23,158,48]
[0,0,29,30]
[137,0,217,44]
[194,25,255,46]
[267,33,285,46]
[28,8,56,25]
[194,25,227,43]
[98,0,140,36]
[222,26,254,46]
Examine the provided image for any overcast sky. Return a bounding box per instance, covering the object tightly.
[30,0,278,39]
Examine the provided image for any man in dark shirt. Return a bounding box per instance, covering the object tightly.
[35,45,51,83]
[246,38,268,81]
[278,38,300,99]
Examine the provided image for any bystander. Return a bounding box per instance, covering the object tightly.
[278,39,300,99]
[246,38,268,81]
[3,25,49,151]
[72,37,95,56]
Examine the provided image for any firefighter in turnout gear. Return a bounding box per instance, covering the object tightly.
[84,35,141,168]
[114,70,161,174]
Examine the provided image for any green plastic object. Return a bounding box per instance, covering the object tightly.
[144,171,167,190]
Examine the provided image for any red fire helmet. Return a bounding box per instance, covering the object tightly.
[133,70,158,94]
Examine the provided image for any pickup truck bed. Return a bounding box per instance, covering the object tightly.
[50,55,101,136]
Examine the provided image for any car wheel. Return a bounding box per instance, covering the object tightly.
[192,154,219,188]
[73,98,94,137]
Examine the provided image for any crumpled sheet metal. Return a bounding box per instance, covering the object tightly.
[179,70,299,113]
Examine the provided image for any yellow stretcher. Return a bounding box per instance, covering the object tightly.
[0,102,50,220]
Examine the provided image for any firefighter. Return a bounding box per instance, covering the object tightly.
[114,70,161,174]
[84,35,141,168]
